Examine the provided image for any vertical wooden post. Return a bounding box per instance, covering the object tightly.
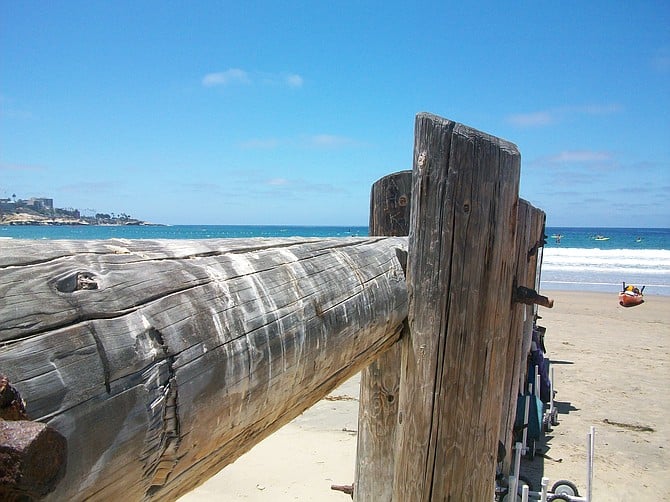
[392,113,520,501]
[498,200,546,474]
[516,208,547,393]
[354,170,412,502]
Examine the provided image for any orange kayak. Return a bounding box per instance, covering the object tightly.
[619,285,644,307]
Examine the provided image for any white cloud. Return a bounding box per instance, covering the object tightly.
[267,178,289,186]
[202,69,304,89]
[507,104,622,128]
[202,69,250,87]
[545,150,612,163]
[285,73,304,88]
[507,111,555,127]
[239,134,360,150]
[0,163,45,171]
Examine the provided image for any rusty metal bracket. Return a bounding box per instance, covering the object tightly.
[513,286,554,308]
[0,375,67,499]
[527,234,547,262]
[331,483,354,499]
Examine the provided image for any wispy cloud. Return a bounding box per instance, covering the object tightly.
[506,104,622,128]
[651,47,670,73]
[284,74,304,88]
[202,68,251,87]
[58,181,120,193]
[202,68,303,88]
[526,150,616,175]
[0,163,45,171]
[266,178,289,186]
[304,134,357,148]
[543,150,613,164]
[507,111,555,127]
[0,95,33,120]
[238,134,361,150]
[260,177,345,195]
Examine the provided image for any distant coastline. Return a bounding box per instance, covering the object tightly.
[0,212,152,226]
[0,195,151,226]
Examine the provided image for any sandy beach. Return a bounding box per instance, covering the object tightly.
[179,290,670,501]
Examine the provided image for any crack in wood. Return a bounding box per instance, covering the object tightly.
[139,327,181,497]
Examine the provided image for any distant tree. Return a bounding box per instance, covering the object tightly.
[12,193,16,202]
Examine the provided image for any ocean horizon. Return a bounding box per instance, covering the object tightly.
[2,225,669,296]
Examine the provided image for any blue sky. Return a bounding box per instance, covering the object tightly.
[1,1,668,227]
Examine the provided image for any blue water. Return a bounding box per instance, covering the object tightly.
[0,224,369,240]
[543,227,669,251]
[2,225,669,295]
[541,227,670,296]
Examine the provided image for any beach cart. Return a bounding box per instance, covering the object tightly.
[514,386,544,460]
[498,427,595,502]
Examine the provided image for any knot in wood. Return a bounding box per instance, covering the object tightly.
[76,272,98,290]
[417,152,427,169]
[55,271,99,293]
[463,203,470,213]
[398,195,408,207]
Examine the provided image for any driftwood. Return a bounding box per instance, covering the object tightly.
[0,237,408,501]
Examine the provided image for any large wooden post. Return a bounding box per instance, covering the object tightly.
[392,114,521,501]
[354,170,412,501]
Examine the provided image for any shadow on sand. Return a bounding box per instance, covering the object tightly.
[515,402,580,496]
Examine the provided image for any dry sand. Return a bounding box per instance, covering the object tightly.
[179,291,670,501]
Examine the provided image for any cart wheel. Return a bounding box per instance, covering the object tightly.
[549,495,571,501]
[551,479,579,496]
[550,408,559,426]
[543,413,553,432]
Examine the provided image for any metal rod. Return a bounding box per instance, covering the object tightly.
[586,426,595,502]
[522,387,531,453]
[540,477,549,502]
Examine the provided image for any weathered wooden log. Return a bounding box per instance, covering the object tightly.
[354,170,412,502]
[392,113,520,501]
[497,200,546,474]
[0,237,408,501]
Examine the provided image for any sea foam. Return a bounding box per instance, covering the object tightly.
[541,248,670,294]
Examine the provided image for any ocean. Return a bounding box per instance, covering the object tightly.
[540,227,670,296]
[2,225,669,296]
